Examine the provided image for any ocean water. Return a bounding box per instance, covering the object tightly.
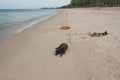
[0,9,57,39]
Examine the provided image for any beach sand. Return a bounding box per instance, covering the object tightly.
[0,8,120,80]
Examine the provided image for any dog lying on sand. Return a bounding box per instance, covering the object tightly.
[55,43,68,57]
[89,31,108,37]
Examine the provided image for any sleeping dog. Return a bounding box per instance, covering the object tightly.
[55,43,68,57]
[89,31,108,37]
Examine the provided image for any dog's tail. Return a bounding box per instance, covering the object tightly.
[89,32,93,37]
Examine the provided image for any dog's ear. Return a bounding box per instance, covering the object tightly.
[55,48,58,49]
[105,31,108,34]
[105,31,107,33]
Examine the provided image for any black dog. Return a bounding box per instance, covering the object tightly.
[55,43,68,57]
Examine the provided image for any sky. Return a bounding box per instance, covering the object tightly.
[0,0,71,9]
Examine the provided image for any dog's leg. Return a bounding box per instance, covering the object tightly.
[60,54,63,57]
[60,50,66,57]
[89,32,95,37]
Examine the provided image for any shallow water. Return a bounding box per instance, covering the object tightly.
[0,9,57,39]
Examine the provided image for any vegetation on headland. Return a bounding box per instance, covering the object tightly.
[61,0,120,8]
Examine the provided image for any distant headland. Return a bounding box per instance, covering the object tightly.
[61,0,120,8]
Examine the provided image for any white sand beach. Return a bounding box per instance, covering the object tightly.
[0,8,120,80]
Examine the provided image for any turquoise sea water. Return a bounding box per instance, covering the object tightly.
[0,9,57,39]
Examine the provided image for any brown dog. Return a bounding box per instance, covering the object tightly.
[89,31,108,37]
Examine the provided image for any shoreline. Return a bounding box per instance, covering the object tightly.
[0,7,120,80]
[14,10,58,34]
[0,9,58,40]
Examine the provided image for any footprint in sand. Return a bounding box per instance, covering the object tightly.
[102,55,120,80]
[79,37,88,39]
[43,28,55,32]
[68,32,89,42]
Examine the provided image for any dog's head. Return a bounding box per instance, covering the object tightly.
[55,49,61,55]
[104,31,108,35]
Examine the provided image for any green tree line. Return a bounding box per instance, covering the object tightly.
[61,0,120,8]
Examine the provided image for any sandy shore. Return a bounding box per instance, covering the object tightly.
[0,8,120,80]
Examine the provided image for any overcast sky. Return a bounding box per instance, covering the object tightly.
[0,0,71,9]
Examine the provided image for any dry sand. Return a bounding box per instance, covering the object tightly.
[0,8,120,80]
